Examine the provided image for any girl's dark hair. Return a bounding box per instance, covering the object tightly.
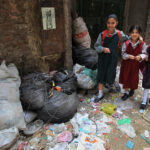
[129,25,142,34]
[107,14,118,21]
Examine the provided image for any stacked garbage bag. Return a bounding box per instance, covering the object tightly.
[72,17,98,70]
[73,17,91,48]
[73,64,97,90]
[21,70,79,123]
[73,46,98,70]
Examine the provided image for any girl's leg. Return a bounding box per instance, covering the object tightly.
[98,83,103,90]
[98,83,103,98]
[93,83,104,103]
[140,89,148,112]
[142,89,149,104]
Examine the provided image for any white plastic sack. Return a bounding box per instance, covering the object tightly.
[0,61,26,130]
[73,64,95,90]
[0,127,19,150]
[73,17,91,48]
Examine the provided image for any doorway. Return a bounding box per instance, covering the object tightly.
[76,0,126,47]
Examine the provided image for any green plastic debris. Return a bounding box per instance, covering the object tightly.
[117,118,131,125]
[101,103,117,115]
[84,68,97,84]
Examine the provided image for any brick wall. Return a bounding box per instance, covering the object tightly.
[0,0,72,75]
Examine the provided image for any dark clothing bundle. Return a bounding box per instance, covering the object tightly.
[143,46,150,89]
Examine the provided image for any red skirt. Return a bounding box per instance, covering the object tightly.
[119,59,140,89]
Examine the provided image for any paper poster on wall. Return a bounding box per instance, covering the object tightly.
[41,7,56,30]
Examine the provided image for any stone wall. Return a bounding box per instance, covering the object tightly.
[124,0,149,38]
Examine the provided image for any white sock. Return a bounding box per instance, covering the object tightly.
[125,91,129,94]
[98,90,103,98]
[142,89,149,104]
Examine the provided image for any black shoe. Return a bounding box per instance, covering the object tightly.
[93,95,104,103]
[121,93,129,101]
[140,103,146,110]
[129,89,134,97]
[148,98,150,106]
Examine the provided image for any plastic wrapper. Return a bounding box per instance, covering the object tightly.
[101,103,117,115]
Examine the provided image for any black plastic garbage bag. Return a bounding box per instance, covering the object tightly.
[21,73,52,110]
[72,46,98,70]
[53,70,77,95]
[37,91,79,123]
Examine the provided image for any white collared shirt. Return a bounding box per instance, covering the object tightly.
[122,40,147,60]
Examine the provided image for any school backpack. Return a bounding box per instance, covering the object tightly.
[101,29,121,48]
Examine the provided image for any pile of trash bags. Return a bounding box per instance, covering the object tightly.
[37,91,79,123]
[73,17,91,48]
[53,70,77,95]
[73,46,98,70]
[21,70,79,123]
[73,64,97,90]
[72,17,98,70]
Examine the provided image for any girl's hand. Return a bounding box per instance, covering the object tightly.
[145,55,149,61]
[104,48,111,53]
[139,36,143,43]
[135,55,141,61]
[129,55,135,60]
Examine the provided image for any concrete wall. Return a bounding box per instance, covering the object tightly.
[124,0,149,37]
